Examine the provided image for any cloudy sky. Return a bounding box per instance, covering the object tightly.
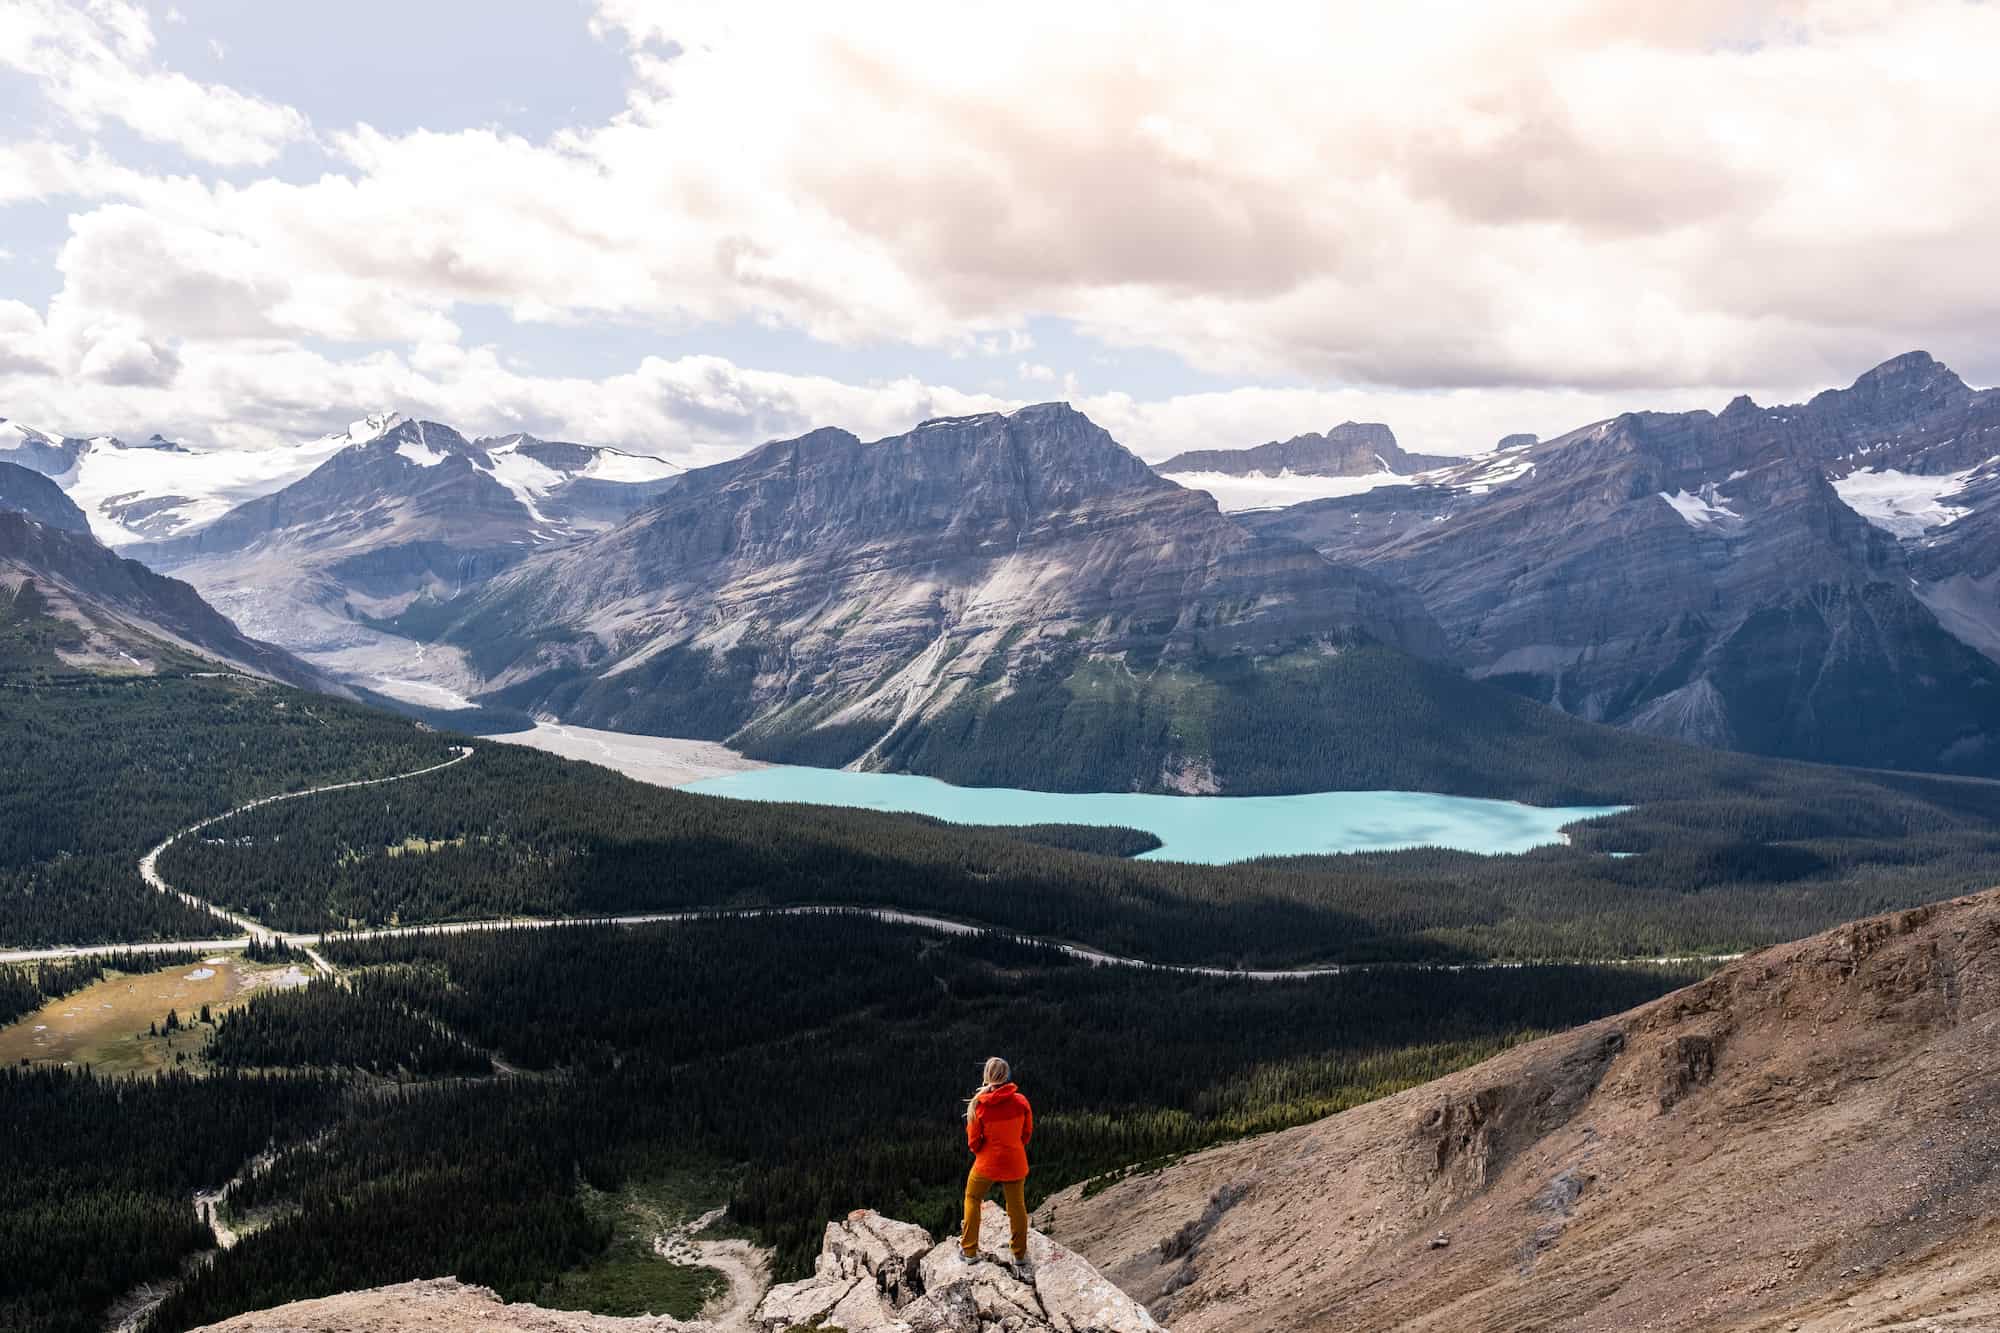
[2,0,1995,464]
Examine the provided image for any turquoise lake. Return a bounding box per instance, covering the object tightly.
[684,766,1627,864]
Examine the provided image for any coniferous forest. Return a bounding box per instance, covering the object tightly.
[8,915,1703,1333]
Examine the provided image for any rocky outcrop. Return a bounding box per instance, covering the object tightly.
[1156,421,1456,477]
[1246,352,2000,775]
[753,1205,1165,1333]
[1039,886,2000,1333]
[186,1207,1162,1333]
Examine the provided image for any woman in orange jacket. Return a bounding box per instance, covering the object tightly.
[961,1055,1035,1272]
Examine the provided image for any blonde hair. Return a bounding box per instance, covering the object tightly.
[964,1056,1011,1122]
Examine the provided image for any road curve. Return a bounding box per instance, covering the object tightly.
[131,745,474,953]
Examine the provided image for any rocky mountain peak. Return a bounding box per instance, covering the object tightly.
[1813,349,1973,419]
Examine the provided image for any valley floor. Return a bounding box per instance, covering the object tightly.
[489,721,768,787]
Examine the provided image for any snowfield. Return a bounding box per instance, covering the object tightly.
[1159,468,1415,512]
[1831,466,1978,539]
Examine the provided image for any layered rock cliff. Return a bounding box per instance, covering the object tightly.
[441,403,1491,793]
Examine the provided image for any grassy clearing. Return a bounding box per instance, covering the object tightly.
[0,958,309,1075]
[535,1177,729,1319]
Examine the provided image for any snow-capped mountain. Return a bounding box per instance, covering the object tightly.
[1,415,350,545]
[122,414,682,701]
[1244,352,2000,774]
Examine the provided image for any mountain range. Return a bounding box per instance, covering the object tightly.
[1246,351,2000,773]
[7,350,2000,785]
[1156,420,1460,478]
[436,404,1486,793]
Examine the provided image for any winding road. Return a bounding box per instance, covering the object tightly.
[0,744,1738,978]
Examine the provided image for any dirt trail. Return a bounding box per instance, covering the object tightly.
[652,1208,771,1333]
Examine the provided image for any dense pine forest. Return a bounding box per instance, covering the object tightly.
[6,914,1702,1333]
[156,732,2000,965]
[0,668,451,947]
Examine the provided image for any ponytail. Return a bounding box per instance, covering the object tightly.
[963,1055,1011,1123]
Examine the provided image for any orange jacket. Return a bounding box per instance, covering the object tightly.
[967,1082,1033,1181]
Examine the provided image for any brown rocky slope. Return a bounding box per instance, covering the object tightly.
[1038,887,2000,1332]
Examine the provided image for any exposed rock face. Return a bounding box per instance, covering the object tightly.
[186,1207,1162,1333]
[442,403,1456,790]
[0,459,90,532]
[1246,352,2000,774]
[1041,887,2000,1333]
[753,1205,1166,1333]
[0,510,335,690]
[1155,421,1456,477]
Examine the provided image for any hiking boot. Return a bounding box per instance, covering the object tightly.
[1009,1255,1035,1283]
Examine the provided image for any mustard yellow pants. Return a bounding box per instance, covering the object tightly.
[961,1171,1029,1258]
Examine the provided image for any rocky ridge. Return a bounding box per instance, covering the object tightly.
[1155,421,1457,477]
[0,509,336,690]
[0,459,90,532]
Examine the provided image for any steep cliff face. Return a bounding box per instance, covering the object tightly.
[1041,887,2000,1333]
[1155,421,1457,477]
[1248,353,2000,774]
[0,511,334,690]
[0,460,90,533]
[443,404,1475,792]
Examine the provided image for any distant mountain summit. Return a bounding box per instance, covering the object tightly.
[121,415,682,697]
[1249,351,2000,773]
[1157,421,1459,478]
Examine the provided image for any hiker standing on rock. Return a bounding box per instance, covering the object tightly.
[962,1056,1034,1275]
